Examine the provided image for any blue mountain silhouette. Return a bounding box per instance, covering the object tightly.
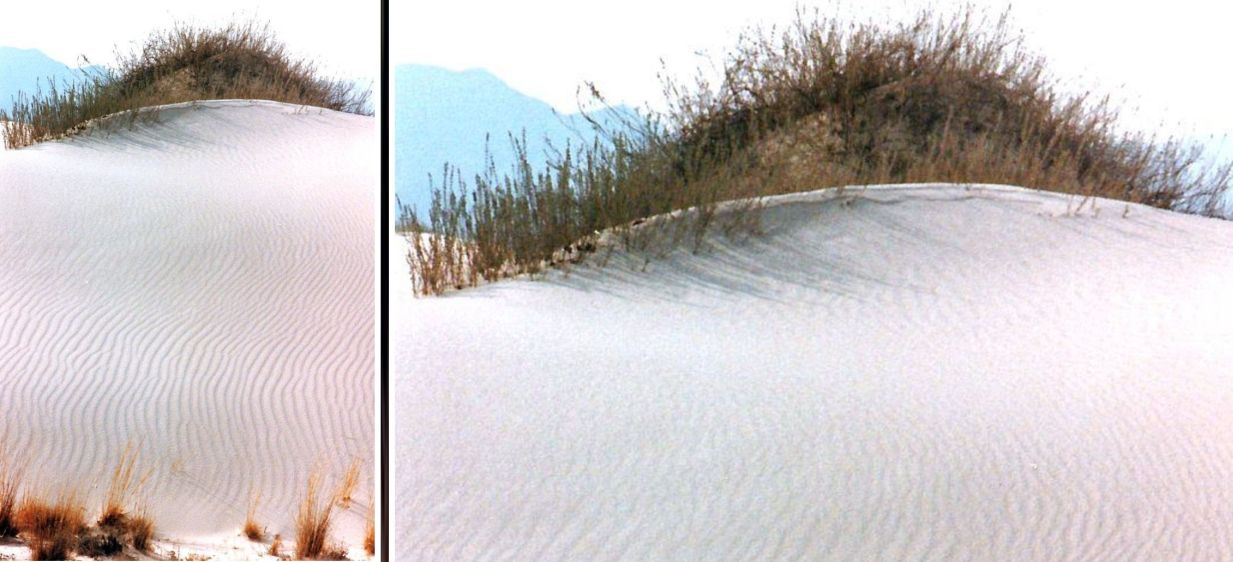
[0,47,103,110]
[396,64,636,217]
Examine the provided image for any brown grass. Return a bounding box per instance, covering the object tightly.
[99,443,152,528]
[402,5,1231,296]
[294,470,337,560]
[318,543,350,560]
[336,460,360,509]
[77,507,153,555]
[86,445,156,554]
[0,441,158,557]
[363,506,374,557]
[243,491,266,542]
[77,525,125,557]
[0,443,24,537]
[269,533,283,557]
[1,20,371,149]
[130,508,154,552]
[14,490,86,561]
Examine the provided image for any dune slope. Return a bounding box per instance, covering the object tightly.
[0,100,374,547]
[396,184,1233,561]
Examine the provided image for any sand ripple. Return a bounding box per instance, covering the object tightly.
[396,185,1233,560]
[0,100,375,541]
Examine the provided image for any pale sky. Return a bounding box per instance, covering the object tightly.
[397,0,1232,145]
[2,0,378,81]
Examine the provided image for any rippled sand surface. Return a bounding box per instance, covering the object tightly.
[1,100,375,546]
[396,184,1233,561]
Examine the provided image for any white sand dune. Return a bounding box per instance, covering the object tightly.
[395,184,1233,561]
[0,100,375,553]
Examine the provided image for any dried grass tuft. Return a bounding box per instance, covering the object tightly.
[336,460,360,509]
[363,506,375,557]
[269,533,283,557]
[130,508,155,552]
[99,443,152,528]
[0,441,24,537]
[14,490,86,561]
[243,490,266,542]
[294,469,337,560]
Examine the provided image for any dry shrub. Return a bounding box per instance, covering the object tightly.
[402,6,1231,296]
[14,490,86,561]
[1,20,370,149]
[243,490,266,542]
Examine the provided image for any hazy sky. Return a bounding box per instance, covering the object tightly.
[398,0,1232,146]
[2,0,378,81]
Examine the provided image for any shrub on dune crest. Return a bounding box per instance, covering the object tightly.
[402,6,1232,296]
[1,20,371,149]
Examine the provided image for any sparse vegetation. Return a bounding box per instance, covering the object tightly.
[1,21,371,149]
[0,447,368,559]
[0,444,159,559]
[402,6,1232,296]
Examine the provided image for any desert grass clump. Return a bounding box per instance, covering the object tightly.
[336,460,360,510]
[82,443,157,555]
[363,506,374,557]
[99,443,152,528]
[1,20,371,149]
[0,444,24,537]
[294,470,338,560]
[129,509,154,552]
[243,491,266,542]
[78,525,125,557]
[269,533,284,557]
[14,490,86,561]
[402,6,1231,296]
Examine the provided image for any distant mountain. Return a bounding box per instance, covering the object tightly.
[0,47,103,110]
[395,64,637,217]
